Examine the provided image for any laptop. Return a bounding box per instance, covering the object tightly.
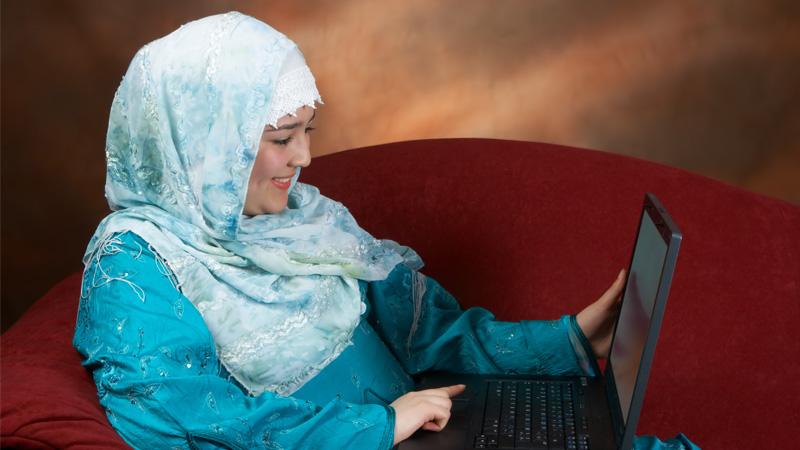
[398,192,682,450]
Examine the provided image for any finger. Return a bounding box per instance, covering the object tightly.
[440,384,466,398]
[421,384,466,399]
[430,405,452,429]
[422,395,452,410]
[601,269,626,303]
[422,421,442,432]
[613,268,626,286]
[419,388,449,399]
[415,405,451,432]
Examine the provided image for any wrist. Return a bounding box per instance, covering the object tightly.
[567,315,602,376]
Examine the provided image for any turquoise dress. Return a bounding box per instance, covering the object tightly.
[73,231,697,449]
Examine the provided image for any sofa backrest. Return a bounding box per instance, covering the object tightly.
[3,139,798,449]
[301,138,800,449]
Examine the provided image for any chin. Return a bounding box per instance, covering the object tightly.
[244,192,288,215]
[243,203,285,216]
[263,201,289,215]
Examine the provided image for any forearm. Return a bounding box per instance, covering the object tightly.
[366,265,597,376]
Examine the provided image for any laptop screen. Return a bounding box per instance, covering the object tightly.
[608,209,669,424]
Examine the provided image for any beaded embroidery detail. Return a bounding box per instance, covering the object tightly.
[88,12,411,397]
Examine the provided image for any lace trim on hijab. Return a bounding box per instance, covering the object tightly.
[92,13,408,398]
[264,65,324,129]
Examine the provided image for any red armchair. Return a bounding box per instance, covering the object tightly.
[3,139,798,448]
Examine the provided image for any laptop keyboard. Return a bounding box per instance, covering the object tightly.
[472,380,590,449]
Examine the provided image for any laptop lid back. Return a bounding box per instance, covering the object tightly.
[603,193,682,450]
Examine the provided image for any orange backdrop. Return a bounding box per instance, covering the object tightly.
[2,0,799,330]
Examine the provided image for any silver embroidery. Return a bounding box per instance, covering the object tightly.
[406,270,427,359]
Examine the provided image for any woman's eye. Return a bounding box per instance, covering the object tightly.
[271,127,313,145]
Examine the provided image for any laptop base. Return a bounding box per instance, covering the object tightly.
[398,372,616,450]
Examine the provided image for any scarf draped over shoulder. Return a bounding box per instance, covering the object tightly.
[86,12,419,396]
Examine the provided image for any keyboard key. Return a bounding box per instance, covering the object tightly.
[475,380,589,450]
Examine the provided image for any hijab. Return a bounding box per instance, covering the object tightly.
[85,12,419,396]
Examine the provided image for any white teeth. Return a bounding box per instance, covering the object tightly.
[273,177,291,183]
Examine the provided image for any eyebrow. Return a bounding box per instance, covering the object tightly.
[266,110,316,131]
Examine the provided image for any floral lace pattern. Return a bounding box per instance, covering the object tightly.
[265,64,323,129]
[89,12,409,397]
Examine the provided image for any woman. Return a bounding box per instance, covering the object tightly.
[74,12,697,449]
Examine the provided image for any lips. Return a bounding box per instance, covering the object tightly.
[271,175,293,190]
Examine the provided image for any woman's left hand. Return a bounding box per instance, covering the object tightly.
[576,268,627,358]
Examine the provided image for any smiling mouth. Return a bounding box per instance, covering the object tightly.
[271,176,293,190]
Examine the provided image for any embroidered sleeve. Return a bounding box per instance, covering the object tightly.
[365,264,596,377]
[73,231,394,450]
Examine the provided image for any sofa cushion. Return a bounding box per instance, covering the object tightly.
[1,273,129,448]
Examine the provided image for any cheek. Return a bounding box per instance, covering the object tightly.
[251,145,286,183]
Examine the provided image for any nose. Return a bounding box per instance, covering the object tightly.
[289,136,311,168]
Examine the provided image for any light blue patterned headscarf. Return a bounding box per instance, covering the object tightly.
[85,12,415,396]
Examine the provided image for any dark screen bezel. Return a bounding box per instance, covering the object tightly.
[603,193,683,450]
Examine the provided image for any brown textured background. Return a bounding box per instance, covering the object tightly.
[2,0,799,331]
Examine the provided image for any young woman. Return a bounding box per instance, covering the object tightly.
[73,12,697,449]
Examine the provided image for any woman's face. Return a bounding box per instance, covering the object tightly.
[243,106,315,216]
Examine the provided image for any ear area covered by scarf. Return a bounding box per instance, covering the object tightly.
[88,12,412,397]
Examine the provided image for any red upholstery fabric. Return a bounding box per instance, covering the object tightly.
[3,139,798,449]
[1,273,129,448]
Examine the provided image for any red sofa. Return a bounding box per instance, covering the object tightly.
[2,139,798,449]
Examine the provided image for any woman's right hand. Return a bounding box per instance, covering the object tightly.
[390,384,466,445]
